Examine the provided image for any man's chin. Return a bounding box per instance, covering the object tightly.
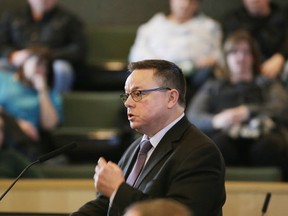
[129,122,137,130]
[129,122,141,132]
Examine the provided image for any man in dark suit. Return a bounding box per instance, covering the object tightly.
[71,59,226,216]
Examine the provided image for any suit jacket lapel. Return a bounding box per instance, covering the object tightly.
[122,137,142,178]
[134,116,191,187]
[134,141,172,187]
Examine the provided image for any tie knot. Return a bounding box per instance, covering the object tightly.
[139,140,152,154]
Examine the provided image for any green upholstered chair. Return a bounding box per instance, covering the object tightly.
[87,26,137,64]
[34,164,95,179]
[226,167,283,182]
[52,91,132,164]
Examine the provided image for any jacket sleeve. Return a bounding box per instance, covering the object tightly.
[186,81,217,133]
[248,80,288,117]
[109,139,225,216]
[51,11,88,64]
[0,11,17,58]
[69,193,109,216]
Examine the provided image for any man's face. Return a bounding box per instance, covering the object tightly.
[123,69,171,137]
[169,0,199,22]
[243,0,270,15]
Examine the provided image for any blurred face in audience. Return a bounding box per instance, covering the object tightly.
[22,55,48,89]
[28,0,59,14]
[226,40,254,83]
[243,0,270,16]
[169,0,200,23]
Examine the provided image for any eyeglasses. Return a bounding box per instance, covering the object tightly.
[120,87,171,103]
[228,48,251,56]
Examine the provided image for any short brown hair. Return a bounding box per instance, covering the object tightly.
[128,59,187,107]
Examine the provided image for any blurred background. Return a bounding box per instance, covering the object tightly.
[0,0,286,27]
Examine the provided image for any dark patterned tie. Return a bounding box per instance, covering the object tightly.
[126,140,152,186]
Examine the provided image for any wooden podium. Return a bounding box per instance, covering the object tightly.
[1,179,288,215]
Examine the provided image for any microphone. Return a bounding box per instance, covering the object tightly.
[38,142,77,163]
[0,142,77,201]
[261,192,271,216]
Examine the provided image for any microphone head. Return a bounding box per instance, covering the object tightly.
[38,142,77,163]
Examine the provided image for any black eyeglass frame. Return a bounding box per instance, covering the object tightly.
[120,87,171,103]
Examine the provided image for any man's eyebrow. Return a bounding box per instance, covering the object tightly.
[125,86,141,92]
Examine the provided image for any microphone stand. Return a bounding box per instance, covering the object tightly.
[0,142,77,202]
[0,160,40,201]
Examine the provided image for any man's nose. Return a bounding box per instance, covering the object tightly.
[124,94,135,107]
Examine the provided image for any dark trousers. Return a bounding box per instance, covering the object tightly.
[211,131,288,180]
[1,112,43,161]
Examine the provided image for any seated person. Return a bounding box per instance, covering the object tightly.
[128,0,222,98]
[221,0,288,84]
[0,0,87,93]
[186,30,288,180]
[0,46,63,161]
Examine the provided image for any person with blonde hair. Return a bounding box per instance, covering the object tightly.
[123,199,193,216]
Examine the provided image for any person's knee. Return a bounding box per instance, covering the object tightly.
[52,60,74,92]
[53,60,73,75]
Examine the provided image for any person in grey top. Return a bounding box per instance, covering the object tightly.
[187,30,288,180]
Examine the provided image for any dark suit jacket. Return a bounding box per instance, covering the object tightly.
[71,116,226,216]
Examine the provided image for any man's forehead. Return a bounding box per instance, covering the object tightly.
[125,69,158,91]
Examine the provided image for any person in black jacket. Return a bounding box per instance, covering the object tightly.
[221,0,288,84]
[70,59,226,216]
[0,0,87,92]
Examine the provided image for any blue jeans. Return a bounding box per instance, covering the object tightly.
[52,60,74,93]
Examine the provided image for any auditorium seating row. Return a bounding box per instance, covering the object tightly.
[51,91,134,164]
[32,91,283,181]
[72,26,136,91]
[18,26,280,181]
[34,164,282,181]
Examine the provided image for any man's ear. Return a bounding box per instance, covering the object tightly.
[167,89,179,108]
